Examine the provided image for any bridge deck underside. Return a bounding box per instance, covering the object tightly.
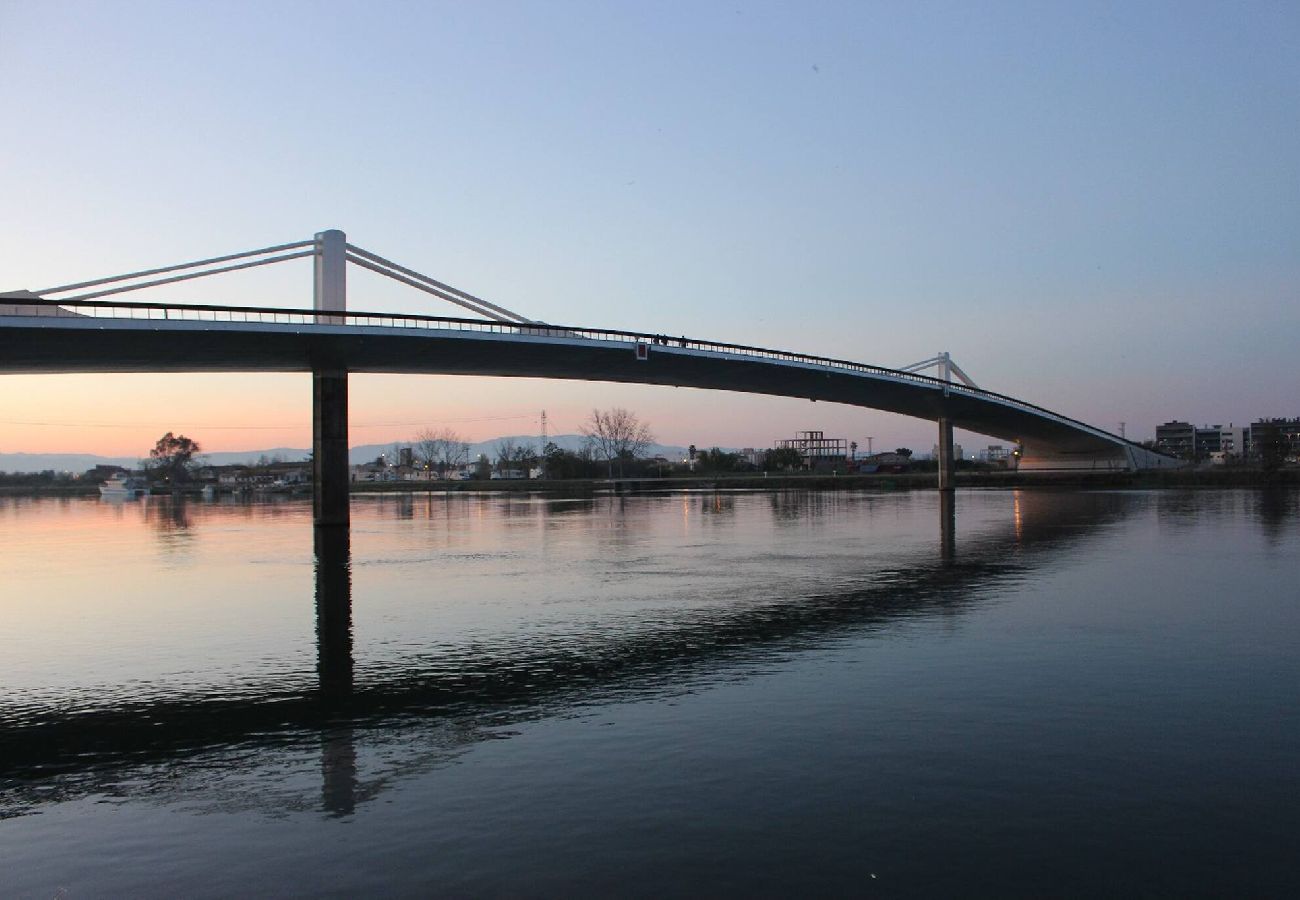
[0,319,1128,457]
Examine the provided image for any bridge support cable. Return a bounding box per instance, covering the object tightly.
[899,352,980,390]
[344,251,511,323]
[41,251,318,304]
[12,230,542,328]
[344,243,538,325]
[30,241,317,303]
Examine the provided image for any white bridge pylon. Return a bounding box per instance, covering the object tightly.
[898,351,979,391]
[4,228,540,326]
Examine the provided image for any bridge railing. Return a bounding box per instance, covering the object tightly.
[6,297,1129,446]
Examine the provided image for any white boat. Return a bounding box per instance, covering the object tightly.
[98,473,148,499]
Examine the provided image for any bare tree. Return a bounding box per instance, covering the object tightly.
[494,437,519,475]
[582,407,654,477]
[511,440,539,476]
[492,438,537,478]
[414,427,470,478]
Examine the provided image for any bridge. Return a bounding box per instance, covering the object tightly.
[1,229,1181,524]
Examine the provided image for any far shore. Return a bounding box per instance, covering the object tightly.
[3,467,1296,498]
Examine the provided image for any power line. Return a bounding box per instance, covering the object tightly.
[0,413,536,430]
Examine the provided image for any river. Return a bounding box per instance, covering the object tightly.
[1,488,1297,896]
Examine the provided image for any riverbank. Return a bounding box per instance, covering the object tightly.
[0,484,103,497]
[3,467,1296,499]
[352,467,1299,494]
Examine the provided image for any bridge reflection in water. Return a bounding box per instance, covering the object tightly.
[0,490,1134,819]
[314,526,356,816]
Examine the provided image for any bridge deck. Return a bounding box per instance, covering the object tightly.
[0,299,1178,468]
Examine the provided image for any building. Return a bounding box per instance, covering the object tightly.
[351,461,392,482]
[82,464,129,482]
[857,451,912,474]
[1218,425,1248,459]
[1155,420,1258,461]
[1153,416,1300,462]
[1155,421,1195,459]
[931,443,964,461]
[1250,418,1300,462]
[1194,426,1222,457]
[776,430,849,470]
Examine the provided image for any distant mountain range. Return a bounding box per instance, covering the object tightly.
[0,434,704,473]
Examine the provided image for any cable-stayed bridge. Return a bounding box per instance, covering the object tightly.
[1,229,1181,523]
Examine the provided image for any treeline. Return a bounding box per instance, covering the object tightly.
[0,470,83,486]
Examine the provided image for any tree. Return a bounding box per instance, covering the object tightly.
[763,447,803,471]
[414,427,470,477]
[1255,421,1287,476]
[581,407,654,477]
[894,447,913,458]
[697,447,740,473]
[147,432,201,485]
[492,438,537,477]
[543,441,599,479]
[510,440,538,475]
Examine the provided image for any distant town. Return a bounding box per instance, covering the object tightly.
[4,410,1297,495]
[1149,417,1300,465]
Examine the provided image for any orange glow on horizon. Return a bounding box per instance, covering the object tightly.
[1,372,944,461]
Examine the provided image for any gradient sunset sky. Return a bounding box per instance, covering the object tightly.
[2,1,1297,458]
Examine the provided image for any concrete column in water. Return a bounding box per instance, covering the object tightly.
[939,488,956,562]
[313,369,350,525]
[937,416,955,492]
[313,229,349,526]
[313,524,356,815]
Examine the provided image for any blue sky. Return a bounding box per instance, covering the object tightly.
[2,0,1297,455]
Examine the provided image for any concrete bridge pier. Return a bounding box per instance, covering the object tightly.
[937,417,955,491]
[313,369,350,526]
[312,229,350,527]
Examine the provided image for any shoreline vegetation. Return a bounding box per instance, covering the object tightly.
[4,467,1297,498]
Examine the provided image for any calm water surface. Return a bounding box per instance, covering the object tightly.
[1,488,1297,897]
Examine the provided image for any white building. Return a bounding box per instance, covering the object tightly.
[1218,425,1247,458]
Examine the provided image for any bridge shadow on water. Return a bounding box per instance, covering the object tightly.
[1,489,1135,819]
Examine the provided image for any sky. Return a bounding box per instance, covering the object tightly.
[2,0,1297,458]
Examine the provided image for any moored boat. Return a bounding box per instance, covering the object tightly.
[98,473,148,499]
